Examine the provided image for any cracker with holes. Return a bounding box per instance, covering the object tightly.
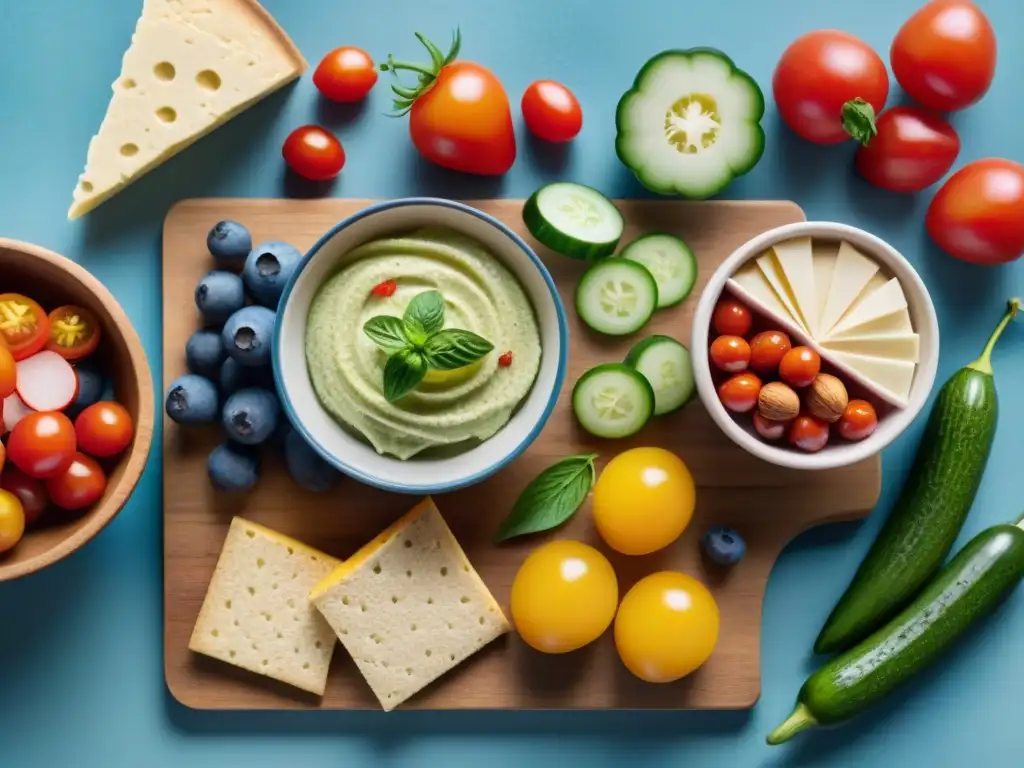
[188,517,342,696]
[310,497,510,711]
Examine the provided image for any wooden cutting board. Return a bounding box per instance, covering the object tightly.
[162,198,880,711]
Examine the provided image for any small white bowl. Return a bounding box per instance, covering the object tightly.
[691,221,940,471]
[273,198,568,494]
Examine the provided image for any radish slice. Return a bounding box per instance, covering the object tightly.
[16,351,79,412]
[3,393,34,434]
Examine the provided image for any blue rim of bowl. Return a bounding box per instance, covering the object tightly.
[272,197,569,495]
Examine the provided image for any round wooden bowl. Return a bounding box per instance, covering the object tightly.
[0,239,154,581]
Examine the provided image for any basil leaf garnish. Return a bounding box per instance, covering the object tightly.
[403,289,445,344]
[362,315,410,353]
[382,348,428,402]
[494,454,599,542]
[422,329,494,370]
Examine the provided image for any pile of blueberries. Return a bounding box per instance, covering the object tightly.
[164,220,341,494]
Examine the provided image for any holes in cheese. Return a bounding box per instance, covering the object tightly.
[154,61,176,81]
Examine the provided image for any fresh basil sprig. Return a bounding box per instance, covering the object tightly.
[494,454,599,543]
[363,289,493,402]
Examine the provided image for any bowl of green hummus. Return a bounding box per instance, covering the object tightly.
[273,198,568,494]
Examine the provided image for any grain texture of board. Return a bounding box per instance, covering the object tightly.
[163,198,881,711]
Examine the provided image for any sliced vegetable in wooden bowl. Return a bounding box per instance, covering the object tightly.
[0,239,154,581]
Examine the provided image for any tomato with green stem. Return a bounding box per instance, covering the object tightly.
[773,30,889,145]
[0,293,50,361]
[313,46,378,103]
[380,29,516,176]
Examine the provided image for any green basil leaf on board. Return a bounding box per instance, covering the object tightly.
[362,315,410,353]
[382,348,428,402]
[423,329,495,370]
[495,454,599,543]
[403,289,446,344]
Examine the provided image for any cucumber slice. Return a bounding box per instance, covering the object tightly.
[624,335,694,415]
[572,363,655,439]
[619,233,697,308]
[615,48,766,199]
[575,259,658,336]
[523,182,625,260]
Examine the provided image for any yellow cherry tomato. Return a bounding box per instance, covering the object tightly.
[0,488,26,553]
[591,447,695,555]
[615,571,719,683]
[510,540,619,654]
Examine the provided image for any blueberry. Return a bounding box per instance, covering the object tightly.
[284,427,340,492]
[219,356,273,398]
[165,374,219,424]
[702,526,747,566]
[208,442,260,493]
[221,305,276,367]
[67,362,107,417]
[194,270,245,325]
[207,220,252,265]
[222,387,279,445]
[185,330,226,380]
[242,241,303,308]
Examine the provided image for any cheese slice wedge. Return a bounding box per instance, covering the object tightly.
[827,307,914,340]
[755,251,807,332]
[727,263,797,328]
[818,241,880,338]
[811,240,839,331]
[828,351,916,403]
[820,333,920,362]
[68,0,306,219]
[827,277,909,339]
[771,237,817,335]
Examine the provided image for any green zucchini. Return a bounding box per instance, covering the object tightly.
[768,514,1024,745]
[814,298,1020,655]
[522,182,624,261]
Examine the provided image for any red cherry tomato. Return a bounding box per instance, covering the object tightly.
[855,107,960,193]
[282,126,346,181]
[712,299,752,337]
[521,80,583,143]
[926,159,1024,265]
[45,453,107,511]
[45,305,102,361]
[778,346,821,388]
[838,400,879,442]
[0,293,50,361]
[753,411,787,441]
[789,415,830,453]
[313,46,378,103]
[1,465,48,526]
[6,411,77,479]
[891,0,996,113]
[709,335,751,373]
[773,30,889,145]
[0,345,15,398]
[749,331,792,373]
[74,401,135,458]
[717,372,762,414]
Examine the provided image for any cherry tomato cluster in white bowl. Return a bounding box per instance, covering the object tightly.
[0,294,135,555]
[709,297,881,454]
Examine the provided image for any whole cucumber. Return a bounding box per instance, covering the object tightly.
[769,515,1024,745]
[815,299,1020,655]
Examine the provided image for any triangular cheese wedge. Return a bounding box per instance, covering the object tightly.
[755,251,807,332]
[811,240,839,333]
[818,241,880,338]
[68,0,306,219]
[827,350,916,405]
[827,277,909,339]
[820,332,920,362]
[771,237,817,335]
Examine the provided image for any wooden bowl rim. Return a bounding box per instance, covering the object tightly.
[0,238,156,581]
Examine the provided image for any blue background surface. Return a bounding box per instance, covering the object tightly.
[1,0,1022,765]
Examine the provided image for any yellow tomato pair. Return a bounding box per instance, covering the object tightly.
[510,448,718,684]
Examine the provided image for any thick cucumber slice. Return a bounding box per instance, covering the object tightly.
[615,48,766,199]
[572,363,655,439]
[523,182,624,260]
[624,335,695,415]
[619,233,697,308]
[575,259,658,336]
